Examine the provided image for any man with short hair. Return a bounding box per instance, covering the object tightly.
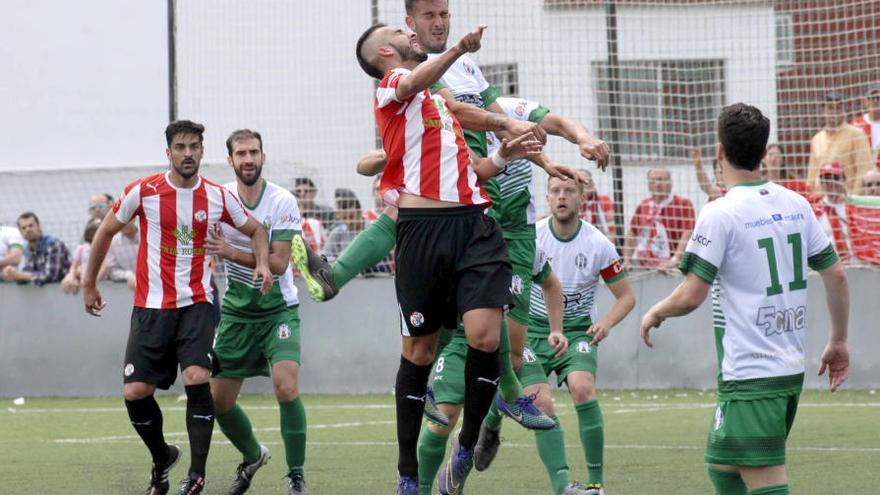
[325,188,364,262]
[293,177,334,224]
[862,169,880,196]
[83,120,273,495]
[807,92,873,194]
[850,82,880,167]
[88,193,113,221]
[641,103,850,495]
[0,221,25,271]
[206,129,310,495]
[623,168,695,270]
[1,212,70,285]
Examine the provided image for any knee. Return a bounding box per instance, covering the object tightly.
[182,366,210,385]
[404,346,435,366]
[123,383,153,402]
[570,383,596,403]
[510,353,523,371]
[468,331,500,353]
[273,379,299,402]
[533,392,555,416]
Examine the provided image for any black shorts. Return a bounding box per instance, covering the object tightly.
[123,302,215,389]
[395,205,512,337]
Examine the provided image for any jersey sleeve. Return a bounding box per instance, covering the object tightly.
[598,238,626,284]
[481,85,501,108]
[272,193,304,242]
[678,205,728,283]
[221,188,250,228]
[531,246,553,284]
[376,69,412,108]
[527,104,551,124]
[804,201,839,270]
[112,181,142,224]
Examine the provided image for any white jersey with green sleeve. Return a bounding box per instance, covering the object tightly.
[529,218,626,335]
[220,180,302,320]
[486,97,551,239]
[679,180,838,399]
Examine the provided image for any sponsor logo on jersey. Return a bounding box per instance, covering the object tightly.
[714,406,724,431]
[194,210,207,222]
[278,323,291,339]
[515,104,526,116]
[772,213,783,221]
[262,216,272,230]
[523,347,537,363]
[691,233,712,246]
[755,305,806,336]
[577,341,591,354]
[575,253,588,269]
[511,274,524,295]
[409,312,425,328]
[124,363,135,377]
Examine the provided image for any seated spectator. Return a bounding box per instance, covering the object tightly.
[61,219,101,294]
[862,169,880,196]
[765,143,814,199]
[807,92,874,194]
[99,220,139,289]
[691,147,726,200]
[88,193,113,221]
[850,82,880,168]
[0,222,25,271]
[1,212,70,285]
[577,169,616,243]
[363,175,384,224]
[325,188,364,262]
[623,168,695,270]
[812,162,851,259]
[848,169,880,264]
[293,177,335,223]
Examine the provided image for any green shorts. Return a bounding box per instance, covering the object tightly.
[506,237,536,326]
[213,307,301,379]
[431,323,512,405]
[518,331,597,388]
[704,392,800,467]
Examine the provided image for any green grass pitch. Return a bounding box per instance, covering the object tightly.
[2,389,877,494]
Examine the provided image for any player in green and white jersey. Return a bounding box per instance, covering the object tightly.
[206,130,310,495]
[641,104,850,495]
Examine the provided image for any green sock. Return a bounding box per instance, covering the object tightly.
[497,319,524,402]
[217,404,262,464]
[575,400,604,485]
[417,426,448,495]
[535,416,570,495]
[279,398,307,474]
[707,466,748,495]
[484,396,503,430]
[331,214,396,288]
[748,485,789,495]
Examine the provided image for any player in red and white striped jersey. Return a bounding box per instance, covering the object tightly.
[83,120,272,495]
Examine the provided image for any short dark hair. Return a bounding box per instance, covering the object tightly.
[18,211,39,226]
[226,129,263,156]
[404,0,420,14]
[356,24,387,80]
[335,188,361,210]
[294,177,316,189]
[165,120,205,146]
[103,193,114,203]
[717,103,770,171]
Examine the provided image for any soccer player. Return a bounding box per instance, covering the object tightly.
[354,23,544,494]
[478,175,635,495]
[205,129,309,494]
[641,104,850,495]
[82,120,273,495]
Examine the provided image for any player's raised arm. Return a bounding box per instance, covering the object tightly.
[357,149,388,177]
[539,112,610,170]
[394,25,486,101]
[470,132,544,182]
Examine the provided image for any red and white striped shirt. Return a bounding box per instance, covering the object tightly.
[113,172,249,309]
[375,68,489,207]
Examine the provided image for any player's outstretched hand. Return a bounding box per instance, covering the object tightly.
[83,284,107,317]
[499,132,543,162]
[580,137,610,171]
[206,224,231,259]
[547,331,568,358]
[639,308,665,348]
[545,163,582,183]
[818,340,850,392]
[455,24,486,54]
[254,263,273,295]
[504,119,547,144]
[586,321,611,345]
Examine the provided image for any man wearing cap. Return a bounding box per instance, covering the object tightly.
[807,92,873,194]
[850,83,880,168]
[813,161,851,259]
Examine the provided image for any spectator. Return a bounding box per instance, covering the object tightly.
[812,162,851,259]
[577,169,616,243]
[61,219,101,294]
[850,82,880,168]
[807,92,874,194]
[325,188,364,262]
[88,193,113,221]
[363,174,384,224]
[691,147,726,201]
[623,168,695,270]
[100,220,139,289]
[0,222,25,271]
[765,143,814,199]
[849,169,880,264]
[1,212,70,285]
[862,169,880,196]
[292,177,335,223]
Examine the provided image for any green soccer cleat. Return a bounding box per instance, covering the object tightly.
[291,234,337,302]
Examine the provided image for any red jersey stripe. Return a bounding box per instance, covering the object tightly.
[188,183,209,304]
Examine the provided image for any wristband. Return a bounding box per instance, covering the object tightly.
[490,150,509,170]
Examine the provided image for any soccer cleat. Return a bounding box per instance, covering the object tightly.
[473,421,501,471]
[583,483,606,495]
[176,475,205,495]
[561,481,600,495]
[494,393,555,430]
[397,475,419,495]
[291,234,338,302]
[287,471,309,494]
[146,444,182,495]
[422,387,450,427]
[227,444,271,495]
[438,434,474,495]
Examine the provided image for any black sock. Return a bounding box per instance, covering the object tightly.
[184,383,214,478]
[395,355,432,478]
[125,395,169,465]
[460,345,500,448]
